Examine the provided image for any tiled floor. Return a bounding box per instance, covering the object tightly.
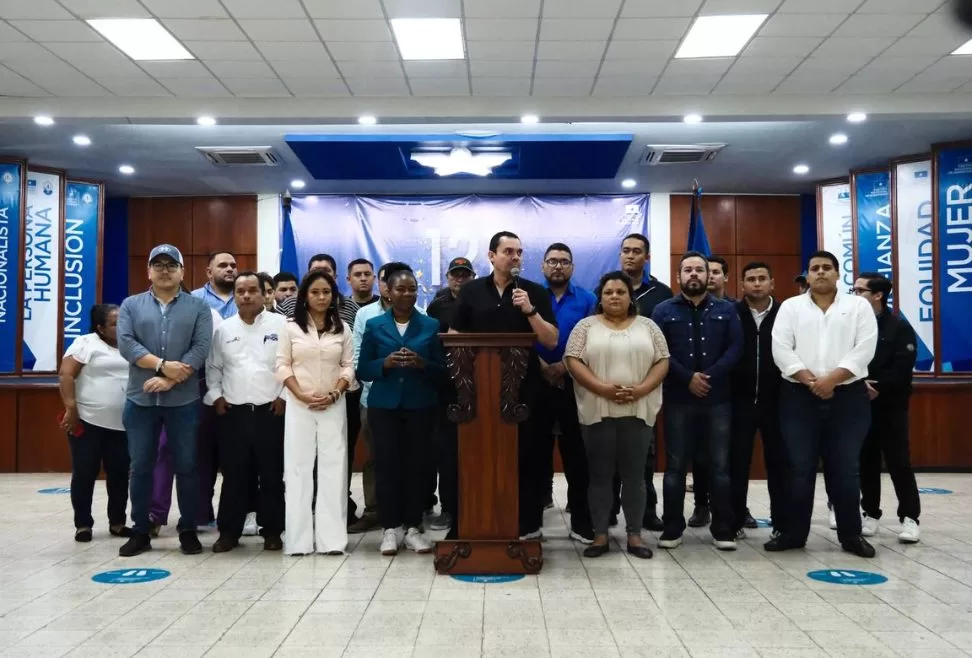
[2,473,971,657]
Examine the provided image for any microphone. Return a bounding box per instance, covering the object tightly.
[510,266,521,290]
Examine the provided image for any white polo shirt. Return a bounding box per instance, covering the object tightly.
[64,333,130,431]
[205,310,287,406]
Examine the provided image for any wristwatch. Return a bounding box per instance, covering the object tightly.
[155,359,165,374]
[524,306,539,317]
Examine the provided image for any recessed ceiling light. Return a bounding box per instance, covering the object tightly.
[358,115,377,125]
[196,116,216,126]
[86,18,193,61]
[72,135,91,146]
[391,18,464,60]
[952,38,972,55]
[829,133,848,146]
[34,115,54,126]
[793,164,810,175]
[847,112,867,123]
[621,179,637,189]
[520,114,540,124]
[118,164,135,175]
[683,113,703,124]
[675,14,768,59]
[290,179,306,189]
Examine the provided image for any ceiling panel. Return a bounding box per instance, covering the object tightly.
[139,60,220,78]
[652,75,722,94]
[185,41,264,60]
[665,58,735,76]
[470,77,532,95]
[534,60,600,77]
[345,76,410,96]
[467,41,536,60]
[153,76,231,96]
[10,20,101,42]
[302,0,385,19]
[776,0,859,11]
[0,75,50,96]
[812,36,896,57]
[68,57,145,77]
[729,55,804,73]
[97,76,173,97]
[383,0,462,18]
[744,36,823,56]
[836,68,919,93]
[621,0,703,17]
[314,19,392,42]
[0,0,73,19]
[337,61,405,77]
[255,42,330,61]
[759,13,846,37]
[612,18,691,40]
[883,36,967,56]
[774,71,850,93]
[531,78,594,96]
[465,19,538,41]
[598,59,667,76]
[220,77,293,97]
[327,41,400,61]
[857,0,945,13]
[409,77,469,96]
[60,0,152,17]
[464,0,540,18]
[470,60,533,77]
[542,0,623,17]
[700,0,783,12]
[23,75,111,95]
[907,12,972,38]
[895,73,968,92]
[831,13,926,38]
[541,19,615,41]
[238,20,319,41]
[605,39,678,59]
[207,60,278,78]
[284,77,351,96]
[713,73,786,93]
[404,60,467,77]
[0,22,30,42]
[536,40,606,61]
[140,0,228,18]
[162,19,247,41]
[593,75,658,95]
[0,42,60,60]
[221,0,307,19]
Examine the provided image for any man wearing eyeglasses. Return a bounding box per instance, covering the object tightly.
[117,244,213,557]
[534,243,597,544]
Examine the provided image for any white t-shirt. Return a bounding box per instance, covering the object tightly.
[64,333,130,431]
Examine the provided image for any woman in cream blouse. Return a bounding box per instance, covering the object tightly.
[276,269,356,556]
[565,271,670,559]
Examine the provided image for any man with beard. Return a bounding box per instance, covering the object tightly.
[729,262,785,541]
[768,251,878,557]
[193,252,239,319]
[534,243,596,544]
[618,233,672,531]
[652,251,742,551]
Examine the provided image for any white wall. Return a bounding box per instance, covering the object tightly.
[649,193,671,286]
[256,194,280,274]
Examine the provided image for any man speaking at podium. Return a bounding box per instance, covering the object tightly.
[450,231,558,540]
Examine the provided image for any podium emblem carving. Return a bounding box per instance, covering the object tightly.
[499,347,530,424]
[446,346,476,424]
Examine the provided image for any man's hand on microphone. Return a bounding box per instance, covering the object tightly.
[512,288,534,314]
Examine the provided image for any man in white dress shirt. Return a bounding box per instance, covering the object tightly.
[206,271,288,552]
[768,251,878,557]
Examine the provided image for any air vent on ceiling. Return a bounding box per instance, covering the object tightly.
[639,144,726,166]
[196,146,280,166]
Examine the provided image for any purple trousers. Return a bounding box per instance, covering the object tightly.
[150,404,219,526]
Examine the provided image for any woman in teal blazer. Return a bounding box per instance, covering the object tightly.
[357,268,445,555]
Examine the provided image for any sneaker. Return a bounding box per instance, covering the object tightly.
[713,537,738,551]
[862,515,879,537]
[405,527,433,553]
[179,531,203,555]
[348,512,380,534]
[427,512,453,532]
[380,527,404,556]
[119,533,151,557]
[687,506,710,528]
[770,529,783,541]
[609,514,619,528]
[828,508,837,530]
[543,497,554,510]
[743,511,758,529]
[520,529,544,541]
[242,512,259,537]
[841,536,876,558]
[735,528,747,540]
[658,531,682,549]
[569,528,595,545]
[898,517,920,544]
[109,524,132,538]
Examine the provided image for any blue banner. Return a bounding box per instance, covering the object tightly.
[0,162,22,373]
[937,147,972,373]
[63,182,100,352]
[287,194,649,309]
[687,190,711,257]
[855,170,893,305]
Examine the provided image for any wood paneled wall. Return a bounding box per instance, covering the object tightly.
[128,196,258,294]
[669,195,804,298]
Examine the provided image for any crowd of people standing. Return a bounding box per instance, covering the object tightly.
[58,230,923,559]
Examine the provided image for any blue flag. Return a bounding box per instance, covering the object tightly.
[280,199,299,276]
[687,188,711,257]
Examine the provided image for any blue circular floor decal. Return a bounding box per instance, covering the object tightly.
[807,569,887,586]
[917,487,952,495]
[92,568,170,585]
[755,518,772,528]
[38,487,71,494]
[451,574,525,584]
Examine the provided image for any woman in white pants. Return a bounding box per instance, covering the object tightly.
[276,269,356,555]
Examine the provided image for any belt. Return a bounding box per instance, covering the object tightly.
[228,402,274,412]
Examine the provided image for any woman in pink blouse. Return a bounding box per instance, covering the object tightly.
[276,270,356,555]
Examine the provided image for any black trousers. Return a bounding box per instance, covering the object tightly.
[344,388,363,521]
[518,411,548,536]
[611,435,659,522]
[216,404,285,538]
[69,421,130,529]
[435,400,459,536]
[692,462,710,509]
[369,407,434,530]
[779,381,870,544]
[730,397,786,533]
[534,379,593,534]
[860,401,921,523]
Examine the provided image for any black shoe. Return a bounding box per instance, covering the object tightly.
[608,513,619,528]
[642,513,664,532]
[763,535,804,552]
[565,503,572,514]
[212,535,239,553]
[657,531,683,549]
[179,531,203,555]
[109,525,133,538]
[119,533,151,557]
[543,496,554,510]
[583,543,610,558]
[841,536,876,558]
[743,510,758,529]
[627,543,653,559]
[264,534,283,551]
[569,528,595,544]
[75,527,92,543]
[687,506,711,528]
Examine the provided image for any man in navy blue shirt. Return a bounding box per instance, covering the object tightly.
[652,251,742,551]
[534,243,597,544]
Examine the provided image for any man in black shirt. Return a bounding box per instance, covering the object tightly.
[450,232,558,539]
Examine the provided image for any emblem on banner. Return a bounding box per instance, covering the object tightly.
[2,172,12,184]
[43,182,54,195]
[620,204,641,224]
[82,193,93,204]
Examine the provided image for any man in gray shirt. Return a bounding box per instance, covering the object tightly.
[117,244,213,557]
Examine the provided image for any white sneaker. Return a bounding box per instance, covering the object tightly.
[713,538,738,551]
[242,512,259,537]
[380,527,404,556]
[828,508,838,530]
[898,517,920,544]
[862,515,879,537]
[520,530,544,541]
[735,528,747,540]
[404,527,433,554]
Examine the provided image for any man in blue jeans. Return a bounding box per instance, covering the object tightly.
[652,251,742,551]
[117,244,213,557]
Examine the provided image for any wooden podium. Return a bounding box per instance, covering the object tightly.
[433,333,543,575]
